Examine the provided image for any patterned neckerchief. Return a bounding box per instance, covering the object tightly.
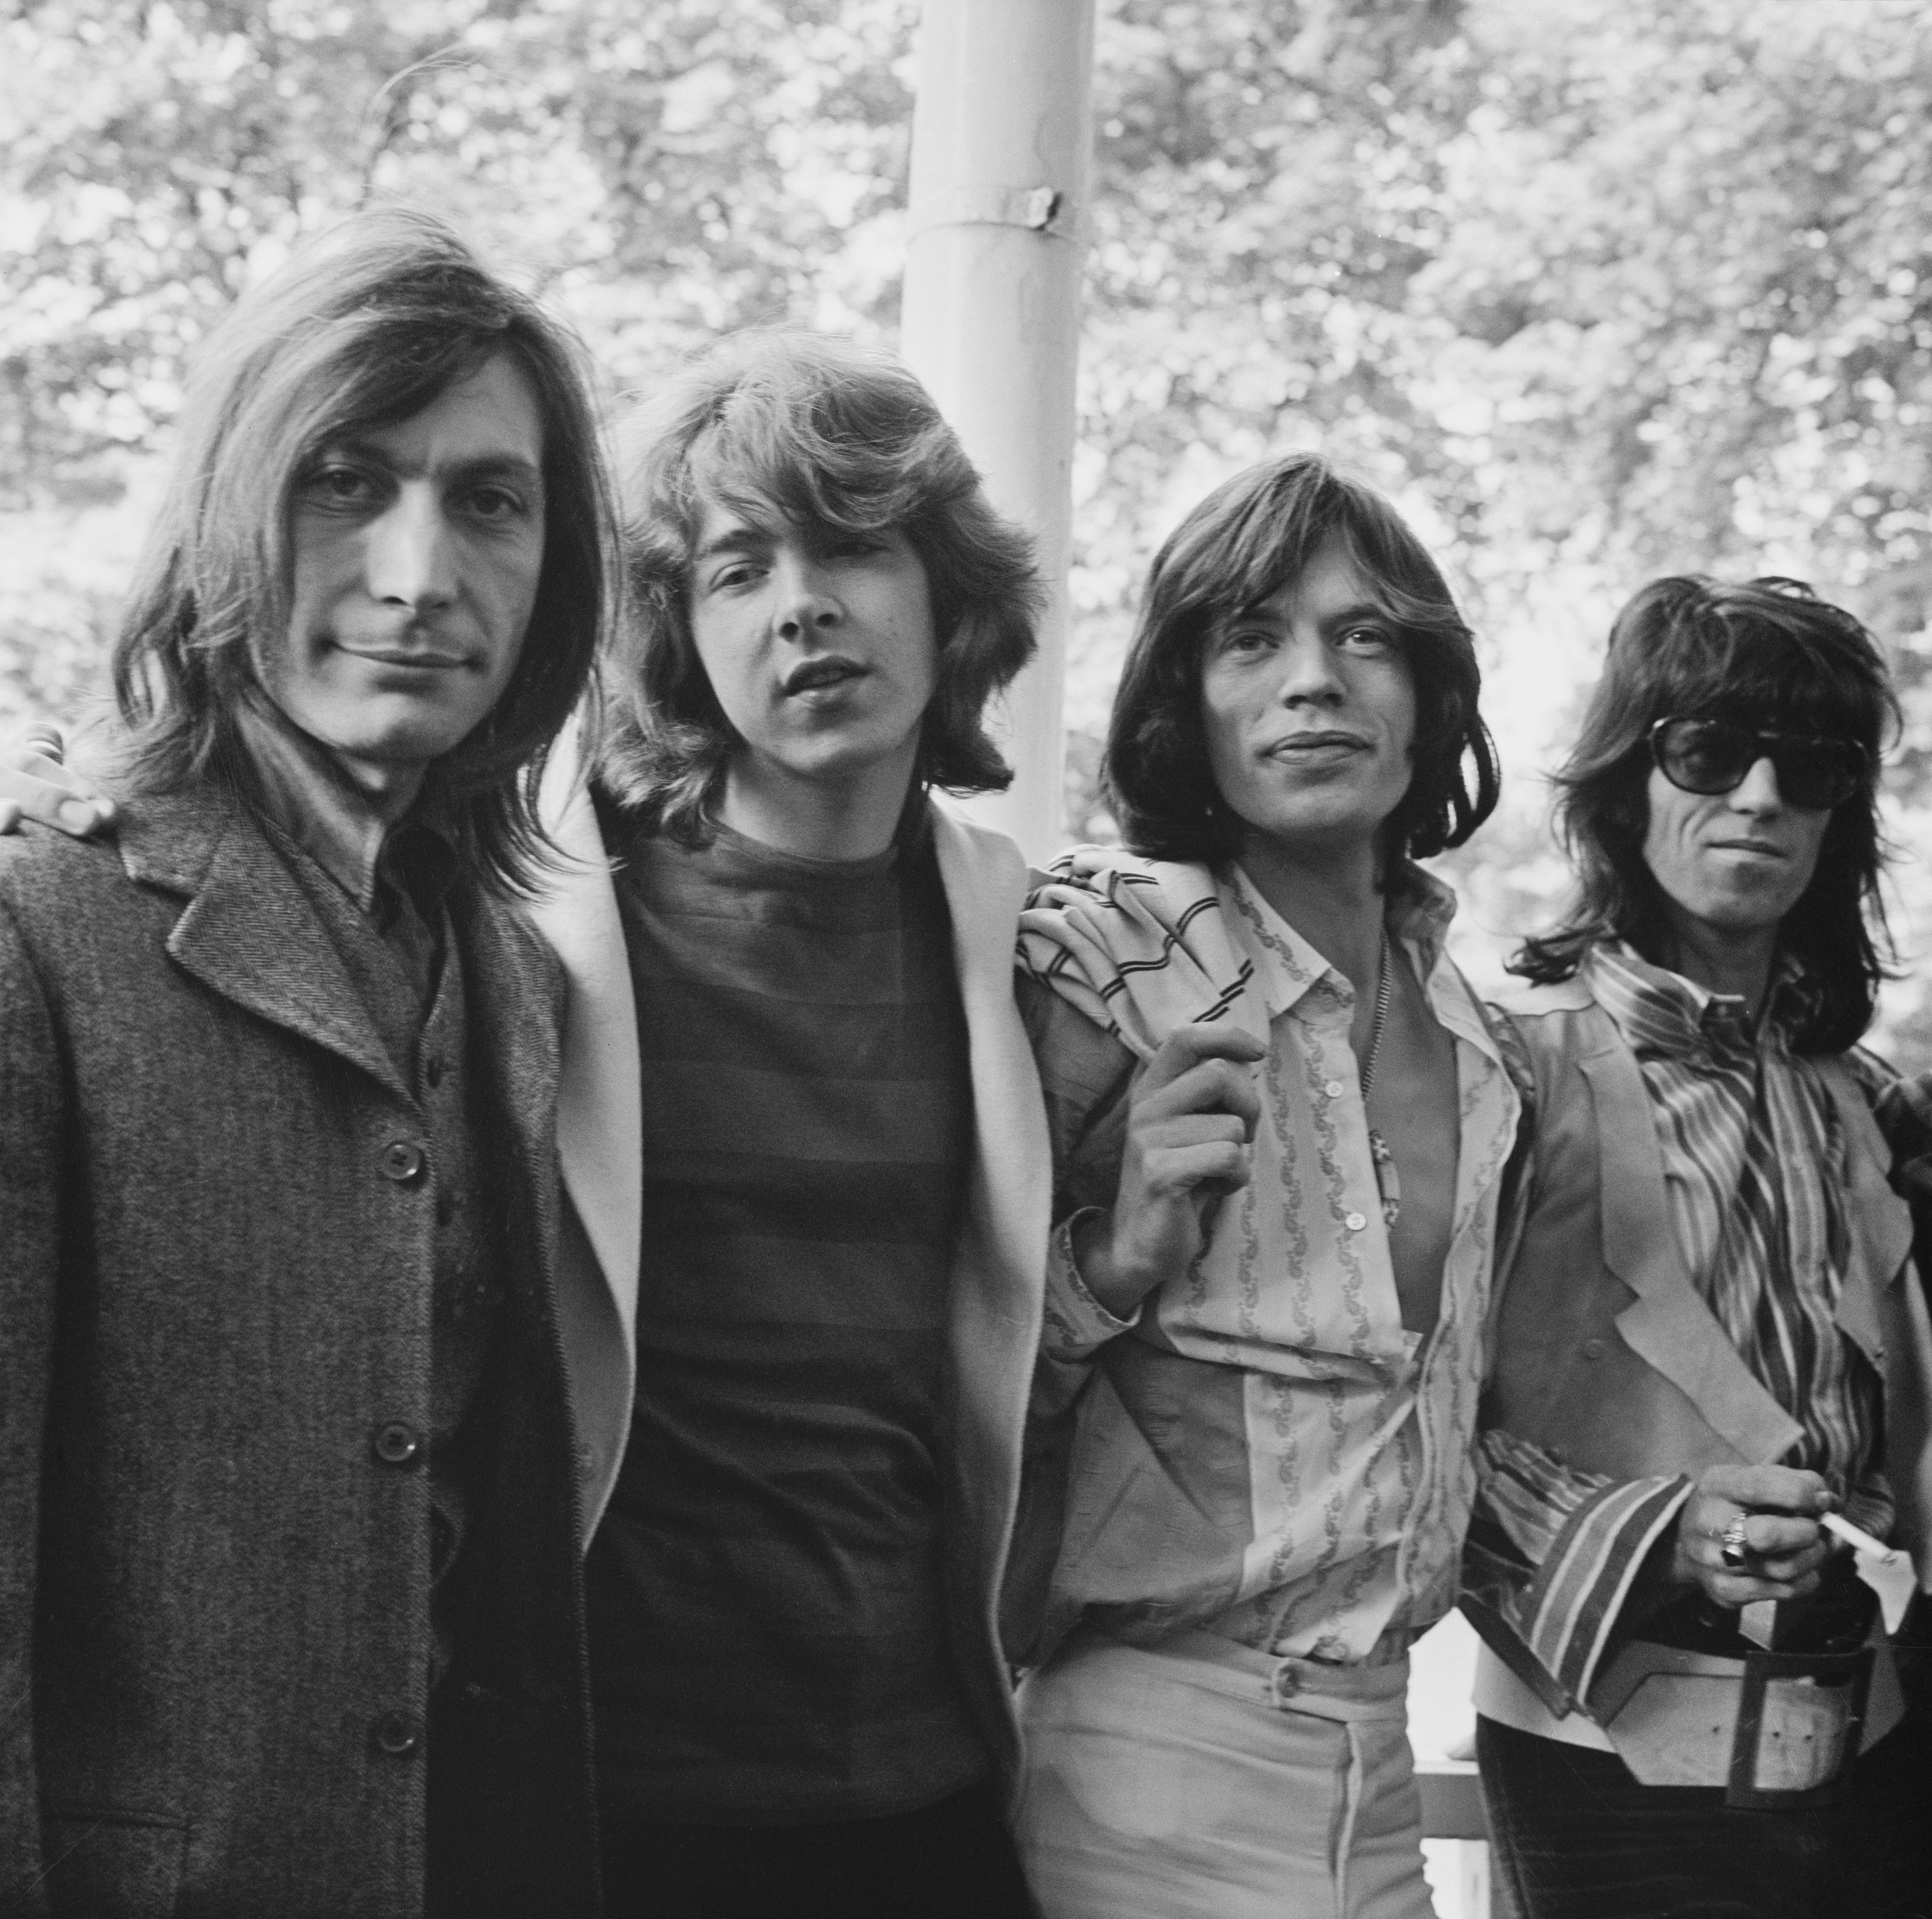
[1588,938,1818,1065]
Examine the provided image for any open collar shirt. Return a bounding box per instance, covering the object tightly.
[1024,856,1520,1665]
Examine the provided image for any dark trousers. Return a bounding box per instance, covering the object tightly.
[602,1778,1039,1919]
[1478,1712,1927,1919]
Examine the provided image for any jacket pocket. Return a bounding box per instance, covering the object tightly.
[41,1807,187,1919]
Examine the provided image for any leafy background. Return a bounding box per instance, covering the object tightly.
[7,0,1932,1056]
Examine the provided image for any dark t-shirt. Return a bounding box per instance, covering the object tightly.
[585,799,987,1825]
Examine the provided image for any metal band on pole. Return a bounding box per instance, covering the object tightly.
[900,0,1097,865]
[905,185,1076,240]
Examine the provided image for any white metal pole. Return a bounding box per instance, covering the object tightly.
[899,0,1097,866]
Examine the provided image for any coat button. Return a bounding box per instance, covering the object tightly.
[1345,1211,1367,1233]
[381,1140,425,1183]
[1323,1080,1346,1099]
[374,1710,422,1757]
[373,1421,424,1467]
[1273,1666,1301,1702]
[1583,1338,1606,1360]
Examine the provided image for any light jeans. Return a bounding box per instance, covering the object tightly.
[1015,1628,1437,1919]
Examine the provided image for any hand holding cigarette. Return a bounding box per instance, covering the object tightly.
[1673,1463,1835,1610]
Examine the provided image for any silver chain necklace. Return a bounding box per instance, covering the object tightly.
[1359,931,1401,1226]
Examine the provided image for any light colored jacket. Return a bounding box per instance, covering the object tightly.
[1467,972,1932,1718]
[527,747,1054,1785]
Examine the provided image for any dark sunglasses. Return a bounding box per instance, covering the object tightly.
[1648,716,1867,811]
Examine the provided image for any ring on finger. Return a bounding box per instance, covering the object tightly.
[1720,1514,1751,1570]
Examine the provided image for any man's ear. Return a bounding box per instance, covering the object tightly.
[1602,782,1647,836]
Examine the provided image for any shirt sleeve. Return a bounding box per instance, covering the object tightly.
[1463,1425,1691,1717]
[1004,972,1142,1663]
[1041,1209,1141,1362]
[1014,972,1141,1405]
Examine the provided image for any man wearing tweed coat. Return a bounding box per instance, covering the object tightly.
[0,211,617,1919]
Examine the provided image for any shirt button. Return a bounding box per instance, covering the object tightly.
[1273,1667,1301,1702]
[372,1421,424,1468]
[381,1140,425,1183]
[1345,1211,1367,1232]
[374,1710,423,1758]
[577,1441,598,1481]
[1583,1338,1606,1360]
[1323,1079,1346,1100]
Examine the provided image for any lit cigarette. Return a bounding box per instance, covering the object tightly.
[1823,1512,1902,1562]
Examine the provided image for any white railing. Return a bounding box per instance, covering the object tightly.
[1418,1758,1494,1919]
[1412,1613,1496,1919]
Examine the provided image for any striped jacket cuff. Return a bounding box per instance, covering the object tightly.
[1521,1473,1691,1707]
[1472,1427,1691,1712]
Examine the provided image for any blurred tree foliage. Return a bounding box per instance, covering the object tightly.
[6,0,1932,1041]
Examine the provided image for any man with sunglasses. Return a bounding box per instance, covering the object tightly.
[1461,575,1932,1919]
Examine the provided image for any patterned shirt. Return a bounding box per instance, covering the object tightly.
[1470,943,1888,1730]
[1590,943,1880,1494]
[1019,855,1521,1665]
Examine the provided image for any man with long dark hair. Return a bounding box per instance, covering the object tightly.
[0,210,620,1917]
[1007,452,1515,1917]
[1464,576,1932,1918]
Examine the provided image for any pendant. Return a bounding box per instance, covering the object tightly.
[1368,1127,1401,1226]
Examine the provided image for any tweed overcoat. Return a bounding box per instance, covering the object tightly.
[0,782,599,1919]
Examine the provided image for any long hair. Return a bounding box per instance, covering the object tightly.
[1511,575,1896,1052]
[598,330,1042,842]
[112,206,620,896]
[1105,452,1499,870]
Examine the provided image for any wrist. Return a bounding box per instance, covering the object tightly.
[1072,1208,1155,1320]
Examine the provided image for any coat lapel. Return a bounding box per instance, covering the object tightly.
[121,786,408,1103]
[524,731,641,1540]
[530,737,642,1355]
[1580,1027,1802,1465]
[932,799,1051,1339]
[930,800,1051,1770]
[452,889,563,1212]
